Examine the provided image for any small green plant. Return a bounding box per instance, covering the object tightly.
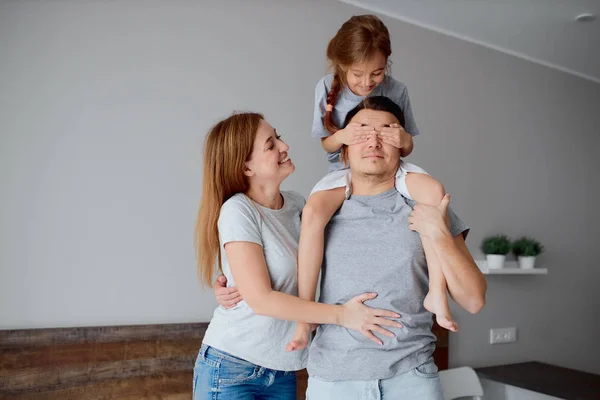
[481,235,511,255]
[512,237,544,257]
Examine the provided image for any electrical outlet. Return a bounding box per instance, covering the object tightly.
[490,327,517,344]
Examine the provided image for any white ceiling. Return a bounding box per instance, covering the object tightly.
[340,0,600,83]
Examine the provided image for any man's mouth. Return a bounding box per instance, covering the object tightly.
[279,154,290,164]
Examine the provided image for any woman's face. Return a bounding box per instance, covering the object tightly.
[244,119,294,185]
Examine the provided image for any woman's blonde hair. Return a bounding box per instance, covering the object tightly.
[195,112,263,286]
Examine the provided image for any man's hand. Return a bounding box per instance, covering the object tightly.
[408,194,452,240]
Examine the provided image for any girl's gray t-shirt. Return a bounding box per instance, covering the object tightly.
[202,191,308,371]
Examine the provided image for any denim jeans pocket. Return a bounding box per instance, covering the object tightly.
[217,356,259,386]
[196,345,219,369]
[413,358,439,379]
[193,353,219,398]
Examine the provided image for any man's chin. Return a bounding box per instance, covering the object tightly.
[357,167,387,176]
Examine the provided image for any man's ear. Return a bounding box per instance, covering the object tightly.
[243,162,254,177]
[340,145,349,166]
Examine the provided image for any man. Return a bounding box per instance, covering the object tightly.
[305,96,486,399]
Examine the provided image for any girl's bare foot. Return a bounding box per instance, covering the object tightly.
[424,291,458,332]
[286,322,316,352]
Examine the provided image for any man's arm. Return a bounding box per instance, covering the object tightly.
[409,195,486,314]
[432,233,486,314]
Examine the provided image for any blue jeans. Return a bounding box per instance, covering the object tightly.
[306,357,443,400]
[193,344,297,400]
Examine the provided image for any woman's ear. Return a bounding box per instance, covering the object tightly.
[243,162,254,177]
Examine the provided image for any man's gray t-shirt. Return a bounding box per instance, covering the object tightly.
[312,74,420,172]
[307,188,469,381]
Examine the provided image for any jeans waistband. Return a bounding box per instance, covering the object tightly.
[200,344,260,368]
[199,343,295,375]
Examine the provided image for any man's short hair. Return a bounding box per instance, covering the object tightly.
[343,96,406,129]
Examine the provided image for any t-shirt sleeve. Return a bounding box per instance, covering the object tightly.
[447,205,470,240]
[286,191,307,212]
[218,197,262,247]
[312,77,330,139]
[390,80,420,137]
[404,198,469,239]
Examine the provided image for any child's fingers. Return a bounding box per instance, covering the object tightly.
[388,123,405,130]
[380,134,402,145]
[379,137,400,148]
[378,128,401,135]
[352,133,371,142]
[354,126,376,133]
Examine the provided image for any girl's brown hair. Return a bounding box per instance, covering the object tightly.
[195,112,263,286]
[323,15,392,134]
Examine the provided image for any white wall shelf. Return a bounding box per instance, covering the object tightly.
[475,260,548,275]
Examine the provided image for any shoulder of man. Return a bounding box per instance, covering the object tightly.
[402,195,417,209]
[403,195,470,239]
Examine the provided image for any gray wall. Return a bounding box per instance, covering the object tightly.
[1,0,598,375]
[384,17,600,376]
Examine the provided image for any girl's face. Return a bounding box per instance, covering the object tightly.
[244,119,294,185]
[345,51,387,97]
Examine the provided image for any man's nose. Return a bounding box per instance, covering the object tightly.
[366,133,381,147]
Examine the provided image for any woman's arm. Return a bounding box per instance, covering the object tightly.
[226,241,339,323]
[225,241,402,344]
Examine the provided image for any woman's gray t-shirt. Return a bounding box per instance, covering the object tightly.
[202,191,308,371]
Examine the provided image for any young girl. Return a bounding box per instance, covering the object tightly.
[287,15,458,351]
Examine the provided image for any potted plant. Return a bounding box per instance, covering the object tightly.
[481,235,511,269]
[512,237,544,269]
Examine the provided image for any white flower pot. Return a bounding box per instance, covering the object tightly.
[518,256,536,269]
[486,254,506,269]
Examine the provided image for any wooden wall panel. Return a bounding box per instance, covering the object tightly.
[0,320,447,399]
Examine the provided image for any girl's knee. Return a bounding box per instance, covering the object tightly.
[406,173,445,206]
[303,189,345,224]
